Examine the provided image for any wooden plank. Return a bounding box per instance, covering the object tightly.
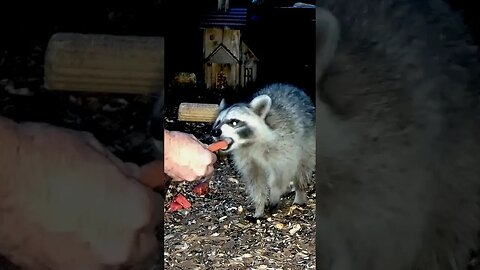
[177,103,219,123]
[44,32,164,94]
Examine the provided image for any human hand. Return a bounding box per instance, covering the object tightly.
[164,130,217,181]
[0,117,161,270]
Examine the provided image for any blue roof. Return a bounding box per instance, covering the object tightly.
[200,7,248,29]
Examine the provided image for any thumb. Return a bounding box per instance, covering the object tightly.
[138,160,165,189]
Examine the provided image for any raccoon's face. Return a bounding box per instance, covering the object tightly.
[211,94,272,153]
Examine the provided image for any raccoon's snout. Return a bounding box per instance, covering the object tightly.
[211,128,222,137]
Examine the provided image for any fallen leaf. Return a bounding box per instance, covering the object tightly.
[236,223,247,229]
[287,205,299,215]
[289,224,301,235]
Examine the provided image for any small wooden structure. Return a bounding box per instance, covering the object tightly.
[200,0,259,90]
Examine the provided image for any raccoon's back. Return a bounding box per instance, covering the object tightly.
[316,1,480,269]
[255,83,315,137]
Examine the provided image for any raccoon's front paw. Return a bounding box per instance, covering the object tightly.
[293,191,307,206]
[244,207,267,222]
[266,203,279,213]
[245,215,265,223]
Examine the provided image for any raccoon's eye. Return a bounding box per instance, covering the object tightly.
[229,119,240,127]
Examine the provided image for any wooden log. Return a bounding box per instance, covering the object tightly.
[44,32,164,94]
[177,103,219,123]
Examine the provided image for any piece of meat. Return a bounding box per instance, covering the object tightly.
[193,182,209,196]
[168,194,191,213]
[207,140,229,152]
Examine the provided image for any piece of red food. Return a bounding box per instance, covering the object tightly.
[193,182,209,196]
[168,194,192,213]
[173,194,191,209]
[168,201,183,212]
[207,140,229,152]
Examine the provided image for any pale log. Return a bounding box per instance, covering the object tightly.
[177,103,219,123]
[44,32,164,94]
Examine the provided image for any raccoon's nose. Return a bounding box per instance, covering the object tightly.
[211,128,222,137]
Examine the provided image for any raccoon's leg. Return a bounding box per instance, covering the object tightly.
[267,187,283,211]
[293,164,314,206]
[267,170,291,211]
[291,142,315,206]
[245,177,269,219]
[294,189,308,206]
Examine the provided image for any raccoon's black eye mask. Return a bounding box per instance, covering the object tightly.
[227,119,243,127]
[212,119,243,130]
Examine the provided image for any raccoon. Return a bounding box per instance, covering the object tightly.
[316,6,340,86]
[315,2,480,270]
[211,83,316,218]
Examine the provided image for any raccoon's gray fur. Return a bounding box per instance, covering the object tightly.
[315,1,480,270]
[211,83,316,218]
[316,7,340,84]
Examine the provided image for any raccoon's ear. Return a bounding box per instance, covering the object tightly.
[249,94,272,119]
[218,98,227,111]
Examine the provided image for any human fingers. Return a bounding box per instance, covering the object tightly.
[168,172,183,182]
[209,152,217,165]
[205,164,215,178]
[179,169,201,182]
[171,174,197,182]
[187,133,202,144]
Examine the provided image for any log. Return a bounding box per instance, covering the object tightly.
[177,103,219,123]
[44,32,164,94]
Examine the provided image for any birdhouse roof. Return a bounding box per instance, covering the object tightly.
[200,7,248,29]
[241,42,259,62]
[204,43,239,64]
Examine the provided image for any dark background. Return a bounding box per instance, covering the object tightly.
[0,0,477,99]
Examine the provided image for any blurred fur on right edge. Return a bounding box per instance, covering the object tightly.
[315,1,480,270]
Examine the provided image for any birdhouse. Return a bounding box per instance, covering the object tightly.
[200,0,259,90]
